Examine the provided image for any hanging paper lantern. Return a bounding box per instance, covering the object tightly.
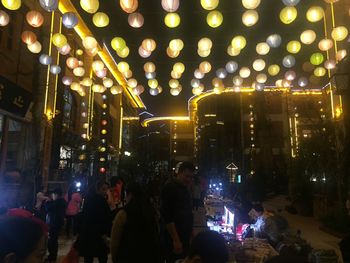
[39,0,58,12]
[318,38,333,51]
[256,42,270,55]
[268,64,280,76]
[150,88,160,96]
[242,10,258,27]
[227,45,241,56]
[226,61,238,73]
[266,34,281,48]
[62,76,73,86]
[62,12,78,28]
[128,12,144,28]
[239,67,251,78]
[198,49,211,58]
[167,47,180,58]
[117,46,129,58]
[80,77,92,86]
[27,41,42,53]
[213,85,224,94]
[256,73,267,83]
[242,0,261,9]
[21,31,37,45]
[287,40,301,54]
[80,0,99,14]
[194,69,204,79]
[314,67,326,77]
[198,38,212,51]
[233,75,243,86]
[145,72,156,80]
[231,36,247,50]
[148,79,158,89]
[207,10,223,28]
[83,36,97,50]
[0,10,10,26]
[92,60,104,72]
[96,68,107,78]
[170,86,182,96]
[123,70,132,79]
[161,0,180,12]
[133,85,144,95]
[102,77,113,88]
[169,79,179,88]
[52,33,67,48]
[216,68,227,79]
[73,67,85,77]
[171,70,181,79]
[127,78,137,88]
[310,53,324,66]
[306,6,324,22]
[110,85,123,95]
[199,61,212,73]
[336,49,347,61]
[192,87,203,96]
[212,77,223,87]
[300,30,316,45]
[70,82,80,91]
[275,79,283,87]
[331,26,348,41]
[138,46,151,58]
[66,57,79,69]
[255,82,265,91]
[191,78,201,88]
[280,6,297,24]
[200,0,219,10]
[282,79,291,88]
[169,39,184,51]
[117,61,129,73]
[93,12,109,27]
[111,37,126,52]
[58,43,71,55]
[142,38,156,52]
[298,77,308,87]
[285,70,296,81]
[282,0,300,6]
[120,0,138,13]
[164,12,180,28]
[144,62,156,73]
[302,62,314,72]
[26,11,44,28]
[39,54,52,65]
[253,59,265,71]
[324,59,336,70]
[50,65,61,75]
[2,0,21,10]
[173,62,185,74]
[92,84,106,93]
[283,55,296,68]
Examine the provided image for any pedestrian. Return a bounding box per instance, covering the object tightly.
[0,216,47,263]
[44,188,67,262]
[34,191,49,221]
[65,191,82,237]
[192,179,201,211]
[78,180,112,263]
[160,162,195,263]
[110,182,162,263]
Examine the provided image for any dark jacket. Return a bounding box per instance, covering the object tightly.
[45,198,67,228]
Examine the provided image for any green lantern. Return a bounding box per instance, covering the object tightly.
[310,52,324,66]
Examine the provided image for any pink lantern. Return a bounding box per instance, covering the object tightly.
[66,57,79,69]
[161,0,179,12]
[96,68,107,78]
[62,76,73,85]
[138,46,151,58]
[120,0,138,13]
[128,12,144,28]
[58,43,71,55]
[26,11,44,28]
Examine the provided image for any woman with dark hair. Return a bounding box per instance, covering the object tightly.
[110,182,161,263]
[0,216,46,263]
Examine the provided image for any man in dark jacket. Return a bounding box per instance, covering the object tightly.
[45,188,67,262]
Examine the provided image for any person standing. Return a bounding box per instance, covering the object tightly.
[160,162,195,263]
[45,188,67,262]
[65,191,82,237]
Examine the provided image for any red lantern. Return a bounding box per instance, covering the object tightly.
[101,120,107,126]
[100,167,106,173]
[21,31,37,45]
[26,11,44,28]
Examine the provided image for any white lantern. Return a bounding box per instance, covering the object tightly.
[39,54,52,65]
[324,59,336,70]
[256,73,267,83]
[239,67,251,78]
[96,68,107,78]
[145,72,156,80]
[300,30,316,45]
[73,67,85,77]
[194,69,204,79]
[39,0,58,12]
[150,88,160,96]
[128,12,144,28]
[58,43,71,55]
[256,42,270,55]
[233,75,243,86]
[252,59,265,71]
[62,76,73,86]
[242,10,259,27]
[92,60,104,72]
[161,0,179,12]
[27,41,42,53]
[103,77,114,88]
[266,34,282,48]
[298,77,308,87]
[282,0,300,6]
[138,46,151,58]
[283,55,295,68]
[0,10,10,26]
[50,65,61,75]
[285,70,296,81]
[242,0,260,9]
[216,68,227,79]
[191,79,201,88]
[225,61,238,73]
[336,49,347,61]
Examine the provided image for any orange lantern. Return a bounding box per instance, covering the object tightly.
[66,57,79,69]
[26,11,44,28]
[142,38,156,52]
[120,0,138,14]
[21,31,37,45]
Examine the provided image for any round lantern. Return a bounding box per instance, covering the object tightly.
[275,79,283,87]
[2,0,21,10]
[282,0,300,6]
[200,0,219,10]
[92,84,106,93]
[207,10,223,28]
[50,65,61,75]
[306,6,324,22]
[198,49,211,58]
[110,85,123,95]
[62,12,78,28]
[62,76,73,86]
[242,0,261,9]
[144,62,156,73]
[127,78,137,88]
[226,61,238,73]
[266,34,282,48]
[231,35,247,50]
[66,57,79,69]
[117,46,129,58]
[148,79,158,89]
[253,59,265,71]
[169,79,179,88]
[287,40,301,54]
[128,12,144,28]
[256,73,267,83]
[213,85,224,94]
[96,68,107,78]
[27,41,42,53]
[93,12,109,27]
[39,0,58,12]
[314,67,326,77]
[142,38,156,52]
[285,70,296,81]
[52,33,67,48]
[323,60,336,71]
[170,86,182,96]
[227,45,241,56]
[212,77,222,87]
[171,70,181,79]
[216,68,227,79]
[298,77,308,87]
[124,70,132,78]
[302,62,314,72]
[167,47,180,58]
[83,36,97,50]
[169,39,184,51]
[331,26,348,41]
[73,67,85,77]
[256,42,270,55]
[199,61,211,73]
[21,31,37,45]
[145,72,156,80]
[318,38,333,51]
[102,77,113,88]
[239,67,251,78]
[0,10,10,26]
[70,82,80,91]
[111,37,126,51]
[164,12,180,28]
[80,77,92,86]
[149,88,160,96]
[191,78,201,88]
[268,64,280,76]
[39,54,52,65]
[282,79,291,88]
[336,49,347,61]
[173,62,185,74]
[80,0,99,14]
[58,43,71,55]
[117,61,129,73]
[192,87,202,96]
[233,75,243,86]
[194,69,205,79]
[310,52,324,66]
[92,60,104,72]
[120,0,138,13]
[242,10,258,27]
[161,0,179,12]
[280,6,297,24]
[283,55,296,68]
[26,11,44,27]
[133,85,144,95]
[138,46,151,58]
[300,29,316,44]
[198,37,212,51]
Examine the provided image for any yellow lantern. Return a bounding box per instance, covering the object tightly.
[142,38,156,52]
[70,82,80,91]
[318,38,333,51]
[117,61,129,73]
[93,12,109,27]
[242,0,260,9]
[144,62,156,73]
[83,36,98,50]
[27,41,42,53]
[117,46,129,58]
[92,84,106,93]
[242,10,258,27]
[173,62,185,74]
[207,10,223,28]
[227,45,241,56]
[103,77,113,88]
[256,73,267,83]
[231,36,247,50]
[169,79,179,88]
[76,49,84,56]
[282,79,291,88]
[239,67,251,78]
[171,70,181,79]
[252,59,265,71]
[120,0,138,13]
[256,42,270,55]
[148,79,158,89]
[66,57,79,69]
[110,85,123,95]
[314,67,326,77]
[306,6,324,22]
[111,37,126,52]
[198,49,211,58]
[268,64,280,76]
[300,29,316,45]
[200,0,219,10]
[80,0,99,14]
[73,67,85,77]
[199,61,211,73]
[52,33,67,48]
[169,39,184,51]
[127,78,137,88]
[167,47,180,58]
[164,12,180,28]
[198,37,212,51]
[26,11,44,28]
[280,6,297,24]
[275,79,283,87]
[80,78,92,86]
[331,26,348,41]
[286,40,301,54]
[92,60,104,72]
[1,0,21,10]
